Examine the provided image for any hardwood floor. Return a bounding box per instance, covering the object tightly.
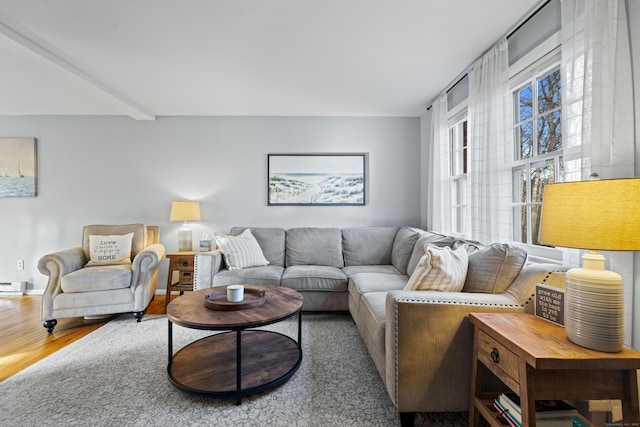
[0,294,167,382]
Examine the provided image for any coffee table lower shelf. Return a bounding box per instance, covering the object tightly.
[168,329,302,404]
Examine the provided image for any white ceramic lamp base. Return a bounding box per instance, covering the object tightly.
[564,251,624,353]
[178,227,192,252]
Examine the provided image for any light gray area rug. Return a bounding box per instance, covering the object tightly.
[0,313,468,427]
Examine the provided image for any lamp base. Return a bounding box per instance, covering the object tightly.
[178,228,193,252]
[564,251,624,353]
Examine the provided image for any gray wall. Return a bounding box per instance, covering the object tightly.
[0,115,421,291]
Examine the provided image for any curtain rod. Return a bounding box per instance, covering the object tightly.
[424,0,551,112]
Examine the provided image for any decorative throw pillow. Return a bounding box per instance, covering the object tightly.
[463,243,528,294]
[404,243,469,292]
[86,233,134,266]
[215,228,270,270]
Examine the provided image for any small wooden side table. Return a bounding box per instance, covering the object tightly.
[469,312,640,427]
[165,251,199,310]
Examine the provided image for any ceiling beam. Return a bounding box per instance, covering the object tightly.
[0,15,155,120]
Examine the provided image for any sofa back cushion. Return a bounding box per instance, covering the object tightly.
[391,227,421,274]
[342,227,398,267]
[230,227,286,267]
[463,243,528,294]
[286,227,344,268]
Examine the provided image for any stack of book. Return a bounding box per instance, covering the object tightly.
[493,393,587,427]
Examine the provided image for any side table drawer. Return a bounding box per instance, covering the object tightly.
[477,331,520,389]
[174,257,194,268]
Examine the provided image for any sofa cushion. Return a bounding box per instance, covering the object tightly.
[85,233,134,266]
[391,227,421,274]
[463,243,528,294]
[213,265,284,287]
[342,227,398,266]
[286,228,344,268]
[404,244,469,292]
[342,265,402,277]
[348,272,408,295]
[281,265,348,291]
[215,228,270,270]
[61,265,132,292]
[406,232,458,276]
[230,227,286,267]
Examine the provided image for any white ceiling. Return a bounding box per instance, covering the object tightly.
[0,0,541,120]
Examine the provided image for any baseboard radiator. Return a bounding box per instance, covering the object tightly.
[0,281,26,295]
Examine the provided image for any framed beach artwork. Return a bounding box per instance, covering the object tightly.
[268,153,366,206]
[0,137,37,197]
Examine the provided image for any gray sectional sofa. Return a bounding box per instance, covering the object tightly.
[194,226,564,425]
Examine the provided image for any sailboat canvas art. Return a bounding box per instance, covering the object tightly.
[0,138,37,197]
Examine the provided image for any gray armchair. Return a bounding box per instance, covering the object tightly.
[38,224,165,332]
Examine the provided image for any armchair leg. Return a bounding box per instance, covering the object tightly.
[43,319,57,333]
[133,311,145,322]
[399,412,415,427]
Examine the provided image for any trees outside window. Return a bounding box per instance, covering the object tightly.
[512,66,562,246]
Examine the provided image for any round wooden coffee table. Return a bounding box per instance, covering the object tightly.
[166,285,303,404]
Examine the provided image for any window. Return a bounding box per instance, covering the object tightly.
[512,66,563,246]
[450,117,467,235]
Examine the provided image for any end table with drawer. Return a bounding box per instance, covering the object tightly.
[165,251,199,310]
[469,312,640,427]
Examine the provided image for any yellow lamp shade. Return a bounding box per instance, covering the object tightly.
[170,200,201,222]
[538,178,640,251]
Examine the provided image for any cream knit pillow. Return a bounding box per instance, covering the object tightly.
[404,243,469,292]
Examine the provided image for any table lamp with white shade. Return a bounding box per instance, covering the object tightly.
[538,178,640,352]
[170,200,201,252]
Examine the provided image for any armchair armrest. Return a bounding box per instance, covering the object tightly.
[384,290,527,413]
[38,247,86,294]
[194,250,224,290]
[38,247,85,321]
[131,243,166,289]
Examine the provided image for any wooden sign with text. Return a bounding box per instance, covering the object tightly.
[535,283,565,327]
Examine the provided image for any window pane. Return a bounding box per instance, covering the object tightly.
[531,204,543,246]
[518,85,533,121]
[462,120,468,174]
[513,206,527,243]
[449,127,455,176]
[513,168,527,203]
[518,121,533,159]
[537,111,562,154]
[537,69,561,113]
[531,162,555,204]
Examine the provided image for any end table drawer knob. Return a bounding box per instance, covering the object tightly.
[491,347,500,363]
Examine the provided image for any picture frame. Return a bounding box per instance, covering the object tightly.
[0,137,37,197]
[268,153,366,206]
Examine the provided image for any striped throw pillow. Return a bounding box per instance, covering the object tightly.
[215,228,269,270]
[404,243,469,292]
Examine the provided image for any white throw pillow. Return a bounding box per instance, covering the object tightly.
[215,228,270,270]
[404,243,469,292]
[86,233,134,266]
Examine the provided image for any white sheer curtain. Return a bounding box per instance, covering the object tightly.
[560,0,634,344]
[466,39,512,244]
[561,0,634,182]
[430,93,450,234]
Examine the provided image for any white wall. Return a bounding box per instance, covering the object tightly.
[0,115,421,291]
[628,0,640,349]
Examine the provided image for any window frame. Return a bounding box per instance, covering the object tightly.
[447,102,468,237]
[509,47,563,262]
